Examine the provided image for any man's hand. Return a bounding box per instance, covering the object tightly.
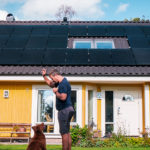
[41,68,47,76]
[53,88,58,93]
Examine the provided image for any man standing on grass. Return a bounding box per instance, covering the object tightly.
[41,68,74,150]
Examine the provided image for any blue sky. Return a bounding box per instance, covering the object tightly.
[0,0,150,21]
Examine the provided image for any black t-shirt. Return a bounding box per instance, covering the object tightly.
[56,78,72,111]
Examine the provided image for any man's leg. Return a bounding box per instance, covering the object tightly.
[62,133,69,150]
[68,133,72,150]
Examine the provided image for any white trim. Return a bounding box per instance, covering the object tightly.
[31,84,82,137]
[1,76,150,83]
[85,86,97,130]
[32,85,57,137]
[73,38,115,49]
[144,85,150,130]
[71,85,82,127]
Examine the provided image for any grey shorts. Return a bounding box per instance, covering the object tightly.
[58,106,74,135]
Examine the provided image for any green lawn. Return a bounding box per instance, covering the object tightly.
[0,145,149,150]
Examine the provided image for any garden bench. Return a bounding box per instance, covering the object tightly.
[0,123,31,143]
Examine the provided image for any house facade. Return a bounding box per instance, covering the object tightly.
[0,20,150,138]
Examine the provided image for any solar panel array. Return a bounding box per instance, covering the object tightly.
[0,24,150,65]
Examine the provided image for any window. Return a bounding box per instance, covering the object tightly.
[73,39,114,49]
[75,42,91,49]
[96,41,113,49]
[71,91,77,122]
[37,90,55,133]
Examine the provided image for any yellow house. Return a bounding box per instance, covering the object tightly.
[0,20,150,139]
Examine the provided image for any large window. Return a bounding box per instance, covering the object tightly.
[37,90,55,133]
[73,39,114,49]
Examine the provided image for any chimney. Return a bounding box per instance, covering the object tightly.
[61,17,68,25]
[6,13,15,21]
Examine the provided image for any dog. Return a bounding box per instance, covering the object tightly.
[27,123,46,150]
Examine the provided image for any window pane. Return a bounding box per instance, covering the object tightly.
[75,42,91,48]
[97,42,113,49]
[71,91,77,122]
[105,91,113,122]
[37,90,54,123]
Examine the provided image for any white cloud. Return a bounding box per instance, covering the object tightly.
[18,0,105,21]
[0,10,8,20]
[116,3,129,14]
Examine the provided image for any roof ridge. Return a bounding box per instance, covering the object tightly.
[0,20,150,25]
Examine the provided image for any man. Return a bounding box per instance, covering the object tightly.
[41,68,74,150]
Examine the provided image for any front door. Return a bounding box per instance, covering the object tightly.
[114,88,142,136]
[102,86,142,137]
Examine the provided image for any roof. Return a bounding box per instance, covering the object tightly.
[0,65,150,76]
[0,21,150,76]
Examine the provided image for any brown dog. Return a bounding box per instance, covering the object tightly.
[27,123,46,150]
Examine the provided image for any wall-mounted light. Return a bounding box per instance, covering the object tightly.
[3,90,9,98]
[122,95,134,101]
[96,92,101,99]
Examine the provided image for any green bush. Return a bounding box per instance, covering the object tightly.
[70,125,150,148]
[70,125,93,146]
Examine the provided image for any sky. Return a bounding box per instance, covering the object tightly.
[0,0,150,21]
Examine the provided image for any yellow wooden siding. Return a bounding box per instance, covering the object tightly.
[0,83,32,123]
[97,87,101,131]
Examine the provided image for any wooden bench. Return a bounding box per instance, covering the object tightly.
[0,123,31,143]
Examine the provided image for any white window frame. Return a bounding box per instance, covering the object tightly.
[32,84,82,137]
[71,85,82,127]
[73,38,115,49]
[85,85,97,130]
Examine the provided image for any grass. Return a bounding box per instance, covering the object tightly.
[0,145,150,150]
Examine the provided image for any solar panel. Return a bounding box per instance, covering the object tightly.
[42,49,66,65]
[49,26,68,36]
[31,26,49,35]
[47,36,67,48]
[128,36,150,48]
[111,49,135,65]
[0,35,9,48]
[0,25,14,35]
[0,48,22,65]
[132,48,150,65]
[125,26,145,37]
[89,49,112,65]
[26,35,48,49]
[106,26,125,36]
[66,49,88,65]
[88,26,106,36]
[13,25,32,35]
[6,35,29,48]
[20,49,44,65]
[140,26,150,36]
[69,26,87,36]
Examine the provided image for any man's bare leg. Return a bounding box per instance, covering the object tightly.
[62,134,69,150]
[68,133,72,150]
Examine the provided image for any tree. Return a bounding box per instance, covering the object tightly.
[55,5,76,21]
[124,16,150,22]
